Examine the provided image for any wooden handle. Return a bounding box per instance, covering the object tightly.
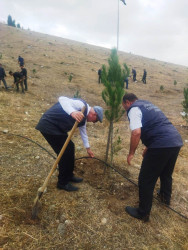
[40,106,86,192]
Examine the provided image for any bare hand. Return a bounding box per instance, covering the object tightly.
[142,147,148,157]
[71,111,84,123]
[86,148,94,158]
[127,153,134,165]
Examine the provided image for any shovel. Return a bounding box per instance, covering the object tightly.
[31,106,86,219]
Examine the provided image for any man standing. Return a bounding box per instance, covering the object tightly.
[9,71,24,93]
[18,56,24,66]
[36,96,103,192]
[142,69,147,84]
[124,76,129,89]
[20,65,28,91]
[0,64,8,90]
[98,68,102,84]
[122,93,183,221]
[132,68,137,82]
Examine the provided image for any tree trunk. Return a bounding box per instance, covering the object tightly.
[105,120,113,163]
[110,122,114,165]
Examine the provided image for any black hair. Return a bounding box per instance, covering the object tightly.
[9,71,13,74]
[122,93,138,103]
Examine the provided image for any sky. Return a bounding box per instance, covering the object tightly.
[0,0,188,66]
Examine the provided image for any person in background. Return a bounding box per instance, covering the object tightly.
[98,68,102,83]
[0,64,8,90]
[142,69,147,84]
[132,68,137,82]
[9,71,24,93]
[124,76,129,89]
[122,93,183,221]
[36,96,103,192]
[20,65,28,91]
[18,56,24,66]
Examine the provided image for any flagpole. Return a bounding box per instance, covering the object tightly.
[117,0,120,51]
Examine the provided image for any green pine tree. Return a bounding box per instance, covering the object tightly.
[7,15,16,27]
[102,48,129,164]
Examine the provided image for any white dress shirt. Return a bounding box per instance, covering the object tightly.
[128,107,143,131]
[58,96,90,148]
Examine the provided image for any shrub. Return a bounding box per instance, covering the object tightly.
[69,74,73,82]
[181,88,188,124]
[160,85,164,92]
[174,80,177,86]
[74,90,81,98]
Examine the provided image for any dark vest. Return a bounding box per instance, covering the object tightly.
[127,100,183,148]
[36,99,88,135]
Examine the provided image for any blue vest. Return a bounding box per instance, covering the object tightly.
[127,100,183,148]
[36,99,88,135]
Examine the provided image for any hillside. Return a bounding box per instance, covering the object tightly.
[0,23,188,249]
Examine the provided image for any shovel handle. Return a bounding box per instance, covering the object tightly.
[40,106,86,192]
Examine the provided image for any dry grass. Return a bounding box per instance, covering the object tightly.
[0,23,188,249]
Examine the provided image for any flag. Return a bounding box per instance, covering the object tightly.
[120,0,126,5]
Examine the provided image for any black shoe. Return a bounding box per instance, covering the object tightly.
[157,190,170,205]
[57,182,79,191]
[70,176,83,183]
[125,206,149,222]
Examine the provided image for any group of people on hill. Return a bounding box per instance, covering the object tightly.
[97,67,147,90]
[131,68,147,83]
[1,52,183,222]
[124,68,147,89]
[0,55,28,93]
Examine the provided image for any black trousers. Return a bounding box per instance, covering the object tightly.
[16,80,24,93]
[24,78,28,90]
[142,77,146,84]
[0,78,8,89]
[138,147,181,216]
[98,76,101,83]
[41,133,75,185]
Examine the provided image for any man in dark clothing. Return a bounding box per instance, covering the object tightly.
[36,96,103,192]
[0,64,8,90]
[9,71,24,93]
[20,65,28,91]
[124,77,129,89]
[132,68,137,82]
[98,68,102,83]
[18,56,24,66]
[122,93,183,221]
[142,69,147,84]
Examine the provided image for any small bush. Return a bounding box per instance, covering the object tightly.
[0,53,2,59]
[74,90,81,98]
[69,74,73,82]
[160,85,164,92]
[174,80,177,86]
[32,69,36,74]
